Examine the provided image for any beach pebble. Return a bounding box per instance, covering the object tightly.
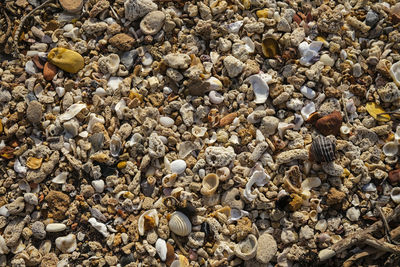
[25,60,38,75]
[223,56,244,78]
[378,82,400,103]
[109,33,135,51]
[140,11,165,35]
[92,180,105,193]
[55,234,77,253]
[164,53,191,69]
[300,85,316,99]
[320,54,335,67]
[205,146,236,167]
[59,0,83,13]
[47,47,84,73]
[31,221,46,239]
[27,101,43,124]
[159,116,175,127]
[365,10,379,26]
[43,62,58,81]
[256,233,277,263]
[46,223,67,232]
[170,160,187,175]
[346,207,360,221]
[260,116,279,136]
[124,0,157,21]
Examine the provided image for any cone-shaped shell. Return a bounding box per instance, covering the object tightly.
[200,173,219,196]
[47,47,84,73]
[168,211,192,236]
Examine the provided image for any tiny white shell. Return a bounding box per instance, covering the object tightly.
[301,177,321,191]
[169,211,192,236]
[209,91,224,104]
[91,180,105,193]
[160,116,175,127]
[383,141,398,157]
[115,99,126,120]
[300,85,316,99]
[108,77,123,91]
[391,187,400,204]
[234,234,258,260]
[59,103,86,122]
[170,159,186,175]
[52,172,68,184]
[247,73,272,104]
[138,209,159,236]
[192,126,207,138]
[278,122,295,138]
[340,125,351,135]
[243,163,270,201]
[0,206,9,217]
[301,102,316,120]
[14,159,27,174]
[155,238,167,261]
[88,217,109,237]
[206,77,223,91]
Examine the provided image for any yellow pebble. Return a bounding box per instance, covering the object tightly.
[129,91,143,102]
[256,9,269,18]
[117,161,127,169]
[47,47,84,74]
[342,168,350,177]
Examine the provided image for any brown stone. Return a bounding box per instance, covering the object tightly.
[315,111,342,136]
[326,187,346,206]
[389,169,400,185]
[59,0,83,14]
[43,62,58,81]
[45,191,70,220]
[32,55,44,70]
[109,33,135,51]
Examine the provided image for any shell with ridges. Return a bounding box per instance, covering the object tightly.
[309,136,336,163]
[168,211,192,236]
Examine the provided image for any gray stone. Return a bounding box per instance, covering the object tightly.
[378,82,400,103]
[27,100,43,124]
[259,116,279,136]
[256,232,277,264]
[140,11,165,35]
[365,10,379,27]
[121,49,138,70]
[31,221,46,239]
[124,0,157,21]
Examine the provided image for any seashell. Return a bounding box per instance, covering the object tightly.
[390,187,400,204]
[346,207,360,222]
[126,133,143,147]
[108,77,123,91]
[47,47,84,73]
[55,234,77,253]
[142,52,153,66]
[192,126,207,138]
[298,41,322,66]
[293,114,304,130]
[170,255,190,267]
[156,238,167,261]
[300,85,316,99]
[362,183,377,192]
[14,159,27,174]
[244,163,270,201]
[205,131,217,144]
[278,122,295,139]
[160,116,175,127]
[315,111,343,136]
[64,119,79,137]
[365,102,390,122]
[209,91,224,104]
[0,206,9,217]
[110,134,122,157]
[206,77,223,91]
[169,211,192,236]
[228,208,249,223]
[383,141,398,157]
[234,234,258,260]
[178,141,197,158]
[59,103,86,122]
[98,54,120,74]
[115,99,126,120]
[309,136,336,163]
[216,167,230,182]
[46,223,67,232]
[309,210,318,222]
[262,37,281,58]
[340,125,351,135]
[18,180,31,192]
[247,73,272,104]
[170,159,187,175]
[92,180,105,193]
[88,217,109,237]
[200,173,220,196]
[301,177,321,191]
[226,20,243,34]
[26,157,43,170]
[301,102,316,120]
[162,173,177,188]
[138,209,159,236]
[390,61,400,86]
[24,193,38,205]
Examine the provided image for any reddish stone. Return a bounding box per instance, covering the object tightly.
[43,62,58,81]
[32,55,44,70]
[389,169,400,185]
[315,111,343,136]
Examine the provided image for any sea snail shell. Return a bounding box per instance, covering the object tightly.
[234,234,258,260]
[200,173,219,196]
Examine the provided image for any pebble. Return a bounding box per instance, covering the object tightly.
[43,62,58,81]
[256,233,277,264]
[315,111,343,136]
[46,223,67,233]
[26,100,43,124]
[170,159,187,175]
[47,47,84,73]
[25,60,38,75]
[223,55,244,78]
[140,11,166,35]
[124,0,157,21]
[31,221,46,239]
[59,0,83,13]
[109,33,135,51]
[164,53,191,69]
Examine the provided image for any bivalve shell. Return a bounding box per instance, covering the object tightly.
[262,37,281,58]
[247,73,272,104]
[200,173,219,196]
[309,136,336,163]
[156,238,167,261]
[383,141,398,157]
[168,211,192,236]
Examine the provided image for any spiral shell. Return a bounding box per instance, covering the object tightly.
[200,173,220,196]
[309,136,336,163]
[168,211,192,236]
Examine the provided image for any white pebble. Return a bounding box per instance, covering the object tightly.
[159,116,175,127]
[92,180,105,193]
[300,86,316,99]
[46,223,67,232]
[209,91,224,104]
[170,159,186,175]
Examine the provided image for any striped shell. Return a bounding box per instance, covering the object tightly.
[169,211,192,236]
[310,136,336,162]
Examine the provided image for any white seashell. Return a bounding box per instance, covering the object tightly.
[163,86,173,95]
[216,167,230,181]
[59,103,86,122]
[55,234,77,253]
[234,234,258,260]
[18,180,31,192]
[362,183,377,192]
[91,180,105,193]
[210,52,220,65]
[0,206,9,217]
[391,187,400,204]
[346,207,360,222]
[126,133,143,147]
[46,223,67,232]
[278,122,295,138]
[390,61,400,86]
[228,208,249,223]
[87,113,105,133]
[209,91,224,104]
[340,125,351,135]
[110,134,122,157]
[138,209,159,236]
[170,159,186,175]
[205,131,217,144]
[298,41,322,66]
[142,52,153,66]
[301,177,321,191]
[160,116,175,127]
[229,134,240,145]
[242,36,255,53]
[169,211,192,236]
[301,102,316,120]
[300,85,316,99]
[63,119,79,138]
[99,54,120,74]
[192,126,207,138]
[247,73,272,104]
[88,218,109,237]
[94,87,107,96]
[107,77,123,91]
[383,141,398,157]
[243,163,270,201]
[178,141,197,158]
[226,20,243,33]
[115,99,126,120]
[293,114,304,130]
[155,238,167,261]
[14,159,27,174]
[56,87,65,97]
[0,235,9,254]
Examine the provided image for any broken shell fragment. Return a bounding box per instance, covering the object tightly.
[247,73,272,104]
[200,173,220,196]
[262,37,281,58]
[390,187,400,204]
[168,211,192,236]
[244,163,270,201]
[46,223,67,232]
[234,234,258,260]
[55,234,77,253]
[156,238,167,261]
[365,102,390,122]
[170,255,190,267]
[390,61,400,86]
[26,157,43,170]
[138,209,159,236]
[383,142,399,157]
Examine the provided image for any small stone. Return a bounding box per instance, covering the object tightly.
[378,82,400,103]
[25,60,38,75]
[45,191,70,220]
[124,0,157,21]
[256,232,277,263]
[164,53,191,69]
[121,49,138,69]
[326,187,346,206]
[170,159,187,175]
[59,0,83,13]
[320,54,335,67]
[352,63,363,78]
[47,47,84,73]
[389,169,400,185]
[27,100,43,124]
[89,0,110,17]
[346,207,360,221]
[260,116,280,136]
[140,11,166,35]
[365,10,379,27]
[46,223,67,232]
[43,62,58,81]
[315,111,343,136]
[223,55,244,78]
[277,18,291,32]
[31,221,46,239]
[109,33,135,51]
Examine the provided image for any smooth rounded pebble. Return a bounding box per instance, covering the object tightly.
[140,11,166,35]
[256,232,277,264]
[170,159,186,175]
